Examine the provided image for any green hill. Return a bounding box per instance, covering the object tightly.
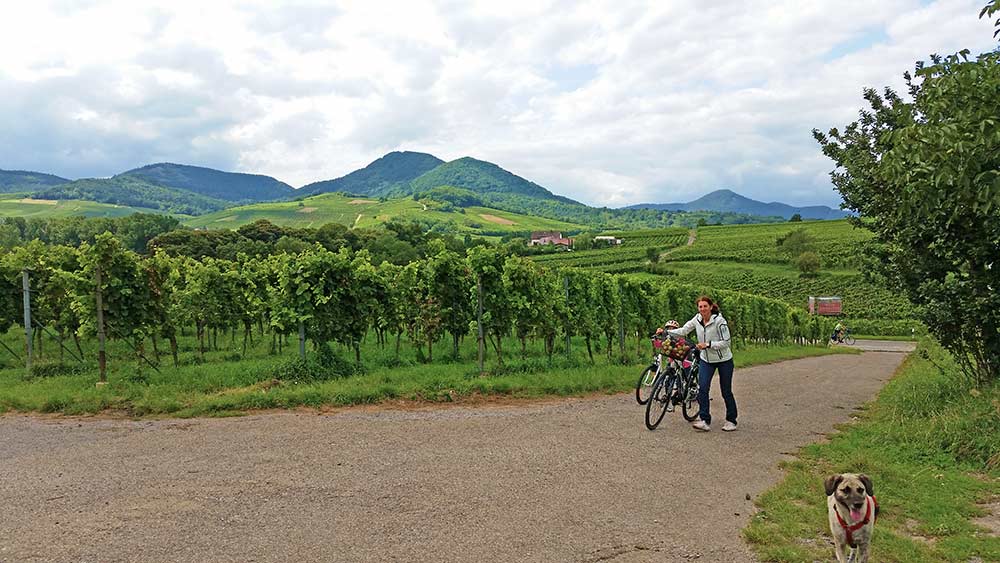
[120,163,294,203]
[36,176,229,215]
[300,151,444,196]
[0,195,168,219]
[184,192,586,234]
[410,157,580,203]
[0,169,70,193]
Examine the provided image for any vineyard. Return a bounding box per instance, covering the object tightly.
[641,262,917,321]
[184,192,587,234]
[530,228,690,273]
[662,220,871,268]
[523,219,915,326]
[0,196,166,219]
[0,236,840,397]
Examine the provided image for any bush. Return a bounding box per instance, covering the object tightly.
[795,251,820,276]
[269,343,363,382]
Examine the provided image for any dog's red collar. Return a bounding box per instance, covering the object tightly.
[835,496,877,548]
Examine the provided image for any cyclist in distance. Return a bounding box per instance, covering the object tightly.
[831,320,845,343]
[668,295,738,432]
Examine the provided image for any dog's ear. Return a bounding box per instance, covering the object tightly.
[824,474,843,496]
[858,474,873,496]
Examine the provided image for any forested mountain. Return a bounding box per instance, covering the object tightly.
[0,169,70,193]
[300,151,444,196]
[626,189,849,220]
[120,163,294,203]
[409,157,580,204]
[36,177,229,215]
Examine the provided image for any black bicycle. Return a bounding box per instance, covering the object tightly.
[645,347,701,430]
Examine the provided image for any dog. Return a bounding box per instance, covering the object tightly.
[825,473,878,562]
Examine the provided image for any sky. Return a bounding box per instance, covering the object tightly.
[1,0,996,208]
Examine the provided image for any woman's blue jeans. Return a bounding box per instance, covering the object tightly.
[698,358,737,425]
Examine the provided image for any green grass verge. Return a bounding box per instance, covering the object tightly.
[0,331,853,418]
[743,339,1000,562]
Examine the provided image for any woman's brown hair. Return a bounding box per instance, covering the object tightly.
[697,295,720,315]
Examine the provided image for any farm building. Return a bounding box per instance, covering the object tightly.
[529,231,573,247]
[594,235,622,245]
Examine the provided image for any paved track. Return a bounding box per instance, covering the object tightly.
[0,351,909,563]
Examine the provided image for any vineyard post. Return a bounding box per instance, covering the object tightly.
[618,312,625,360]
[477,275,484,374]
[563,276,570,357]
[298,320,306,360]
[95,266,107,385]
[21,269,32,375]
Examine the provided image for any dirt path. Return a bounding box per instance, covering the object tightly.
[0,351,908,563]
[659,229,697,261]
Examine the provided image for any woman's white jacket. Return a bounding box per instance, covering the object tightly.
[668,313,733,363]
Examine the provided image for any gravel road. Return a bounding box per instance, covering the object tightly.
[0,351,909,563]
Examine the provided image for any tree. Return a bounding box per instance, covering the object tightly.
[788,213,802,222]
[813,7,1000,383]
[795,252,821,277]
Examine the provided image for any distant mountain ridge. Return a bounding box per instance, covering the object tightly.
[120,163,293,203]
[0,169,70,193]
[625,189,849,220]
[300,151,444,196]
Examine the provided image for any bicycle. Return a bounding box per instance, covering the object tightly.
[833,328,856,346]
[635,334,668,405]
[645,344,701,430]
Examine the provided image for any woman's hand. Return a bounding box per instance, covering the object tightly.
[696,342,709,350]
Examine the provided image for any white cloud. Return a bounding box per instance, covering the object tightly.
[0,0,996,207]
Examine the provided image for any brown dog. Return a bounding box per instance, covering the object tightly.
[825,473,878,562]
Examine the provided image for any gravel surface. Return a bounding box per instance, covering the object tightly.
[0,351,908,563]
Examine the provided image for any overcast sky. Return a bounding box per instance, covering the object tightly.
[1,0,996,207]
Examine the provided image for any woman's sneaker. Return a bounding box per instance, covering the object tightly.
[691,420,710,432]
[722,421,738,432]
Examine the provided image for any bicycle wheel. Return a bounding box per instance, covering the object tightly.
[844,334,856,345]
[645,374,673,430]
[681,369,700,422]
[635,365,657,405]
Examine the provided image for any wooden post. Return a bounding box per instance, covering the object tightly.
[21,270,32,375]
[95,266,107,385]
[298,320,306,359]
[477,276,484,374]
[563,276,571,358]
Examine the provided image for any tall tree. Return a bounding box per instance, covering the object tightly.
[813,4,1000,383]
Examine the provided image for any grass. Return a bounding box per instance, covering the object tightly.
[743,338,1000,562]
[182,192,587,233]
[0,328,854,418]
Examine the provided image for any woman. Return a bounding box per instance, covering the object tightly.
[668,295,737,432]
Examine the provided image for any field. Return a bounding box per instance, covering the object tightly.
[663,220,871,267]
[530,228,690,273]
[525,219,916,322]
[0,196,167,219]
[183,192,587,233]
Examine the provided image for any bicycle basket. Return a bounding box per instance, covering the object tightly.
[664,336,691,360]
[651,335,667,350]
